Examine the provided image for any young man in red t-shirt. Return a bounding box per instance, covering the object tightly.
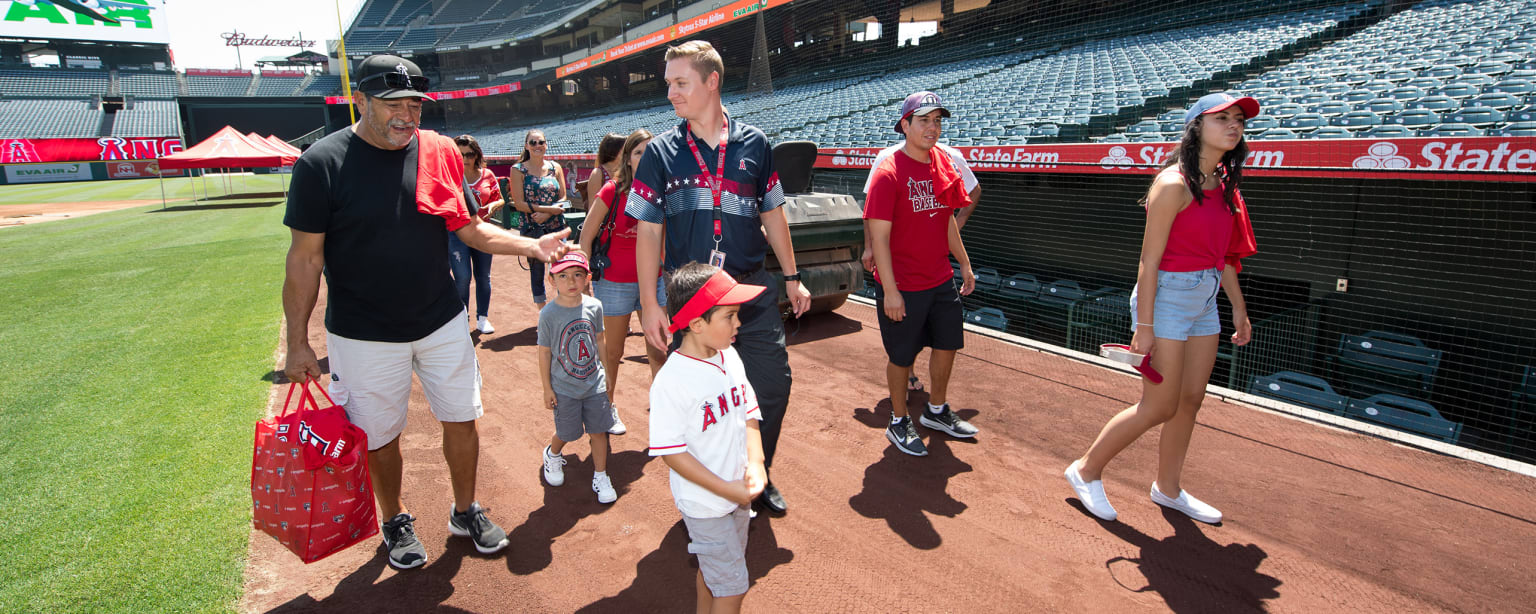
[864,91,980,457]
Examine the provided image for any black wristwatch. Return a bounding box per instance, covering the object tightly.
[782,273,801,282]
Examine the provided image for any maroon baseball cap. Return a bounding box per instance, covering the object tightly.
[895,91,952,134]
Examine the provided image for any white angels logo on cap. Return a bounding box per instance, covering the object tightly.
[920,93,941,106]
[394,63,408,75]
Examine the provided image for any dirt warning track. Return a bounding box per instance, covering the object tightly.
[243,255,1536,613]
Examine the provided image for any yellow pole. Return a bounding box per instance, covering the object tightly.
[335,0,356,124]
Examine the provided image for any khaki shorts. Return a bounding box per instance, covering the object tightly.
[326,311,483,450]
[683,506,751,597]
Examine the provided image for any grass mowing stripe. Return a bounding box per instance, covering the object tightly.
[0,201,289,613]
[0,175,288,206]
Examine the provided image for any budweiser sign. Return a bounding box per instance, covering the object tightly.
[222,32,316,48]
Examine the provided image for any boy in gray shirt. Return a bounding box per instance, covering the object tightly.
[537,252,617,503]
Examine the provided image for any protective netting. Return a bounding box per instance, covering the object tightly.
[403,0,1536,462]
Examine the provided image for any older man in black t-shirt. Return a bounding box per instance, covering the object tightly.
[282,55,570,570]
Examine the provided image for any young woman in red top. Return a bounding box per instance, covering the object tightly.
[579,129,668,424]
[450,134,506,334]
[1066,93,1259,525]
[583,133,625,209]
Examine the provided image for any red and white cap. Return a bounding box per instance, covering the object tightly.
[549,251,590,274]
[668,269,766,333]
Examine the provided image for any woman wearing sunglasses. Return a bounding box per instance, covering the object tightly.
[450,134,504,334]
[507,130,571,309]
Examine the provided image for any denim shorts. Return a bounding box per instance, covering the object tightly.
[1130,268,1222,341]
[591,278,666,317]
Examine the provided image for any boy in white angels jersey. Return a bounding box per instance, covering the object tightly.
[649,262,767,613]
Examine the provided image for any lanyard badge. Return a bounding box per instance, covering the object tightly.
[685,119,730,268]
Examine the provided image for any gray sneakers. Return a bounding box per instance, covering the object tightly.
[381,513,428,569]
[919,404,979,438]
[448,502,510,554]
[886,416,929,456]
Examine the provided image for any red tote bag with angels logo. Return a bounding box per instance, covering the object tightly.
[251,377,377,563]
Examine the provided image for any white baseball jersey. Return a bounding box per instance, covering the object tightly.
[649,346,760,518]
[863,142,978,195]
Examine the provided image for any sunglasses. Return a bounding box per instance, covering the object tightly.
[358,72,430,93]
[460,150,476,158]
[528,139,547,145]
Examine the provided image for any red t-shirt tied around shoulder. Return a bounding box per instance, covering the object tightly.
[470,168,501,219]
[596,179,655,284]
[413,129,473,232]
[1158,185,1257,274]
[863,149,970,292]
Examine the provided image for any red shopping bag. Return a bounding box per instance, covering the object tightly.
[251,377,378,563]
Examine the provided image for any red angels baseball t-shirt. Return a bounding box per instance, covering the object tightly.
[863,149,966,292]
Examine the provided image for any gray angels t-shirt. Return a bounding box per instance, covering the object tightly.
[537,295,607,398]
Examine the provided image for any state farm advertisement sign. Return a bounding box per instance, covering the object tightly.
[815,137,1536,182]
[0,137,183,165]
[325,81,520,104]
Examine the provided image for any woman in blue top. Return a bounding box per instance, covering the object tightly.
[507,129,570,309]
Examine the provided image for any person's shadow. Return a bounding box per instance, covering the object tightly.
[1080,503,1282,613]
[576,514,794,612]
[479,326,538,351]
[264,535,479,612]
[848,399,975,549]
[506,449,653,575]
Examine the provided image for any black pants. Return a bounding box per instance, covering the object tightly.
[732,269,792,470]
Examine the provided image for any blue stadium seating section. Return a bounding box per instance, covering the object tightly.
[254,75,307,97]
[112,100,180,137]
[118,71,178,98]
[300,75,342,97]
[0,68,109,97]
[186,74,252,97]
[0,99,102,138]
[1216,0,1536,139]
[346,0,591,50]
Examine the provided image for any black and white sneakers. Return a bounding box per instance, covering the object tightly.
[381,513,428,569]
[448,502,510,554]
[919,404,979,438]
[887,416,929,456]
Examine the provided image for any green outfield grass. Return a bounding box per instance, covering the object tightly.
[0,174,290,206]
[0,176,291,612]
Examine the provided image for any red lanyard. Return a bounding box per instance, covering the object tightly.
[684,119,729,246]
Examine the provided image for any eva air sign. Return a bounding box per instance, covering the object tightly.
[1,0,169,45]
[5,162,94,184]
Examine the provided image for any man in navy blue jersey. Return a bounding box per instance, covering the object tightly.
[627,40,810,514]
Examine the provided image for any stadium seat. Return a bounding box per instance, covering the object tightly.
[1345,394,1462,443]
[1255,128,1300,140]
[1281,113,1327,131]
[1488,79,1536,94]
[1444,106,1505,127]
[1249,371,1348,415]
[1360,125,1415,138]
[1420,123,1483,136]
[1306,126,1353,139]
[1340,89,1377,103]
[1313,101,1352,117]
[1270,103,1305,118]
[999,273,1041,300]
[973,268,1002,291]
[1331,110,1382,130]
[966,308,1009,331]
[1332,330,1441,398]
[1408,95,1460,111]
[1490,121,1536,136]
[1469,92,1523,110]
[1244,116,1280,132]
[1384,86,1424,101]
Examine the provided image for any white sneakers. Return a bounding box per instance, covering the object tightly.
[593,474,617,504]
[608,406,627,436]
[1151,482,1223,524]
[1064,460,1118,521]
[476,316,495,334]
[541,446,566,486]
[1064,461,1224,524]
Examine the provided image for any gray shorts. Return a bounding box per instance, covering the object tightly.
[554,392,613,442]
[683,506,751,597]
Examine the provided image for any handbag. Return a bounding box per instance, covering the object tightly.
[250,376,378,563]
[589,201,618,282]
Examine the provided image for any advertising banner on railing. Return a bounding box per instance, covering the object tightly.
[5,162,93,184]
[0,0,169,45]
[325,81,521,104]
[105,159,183,178]
[813,137,1536,182]
[0,137,184,165]
[555,0,796,79]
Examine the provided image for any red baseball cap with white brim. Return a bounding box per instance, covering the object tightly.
[668,269,766,333]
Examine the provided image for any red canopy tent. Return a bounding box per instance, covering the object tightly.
[156,126,299,207]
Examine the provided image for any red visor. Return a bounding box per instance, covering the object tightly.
[668,270,767,333]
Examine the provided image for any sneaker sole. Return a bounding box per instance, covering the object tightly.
[885,427,929,456]
[918,414,978,438]
[596,493,617,504]
[543,472,564,487]
[447,521,511,554]
[1151,492,1222,524]
[382,541,428,569]
[608,426,627,435]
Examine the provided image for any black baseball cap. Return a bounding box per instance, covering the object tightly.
[354,55,432,100]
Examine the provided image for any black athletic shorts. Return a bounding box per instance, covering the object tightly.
[875,279,964,367]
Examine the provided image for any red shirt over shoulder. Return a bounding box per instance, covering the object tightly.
[863,150,965,292]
